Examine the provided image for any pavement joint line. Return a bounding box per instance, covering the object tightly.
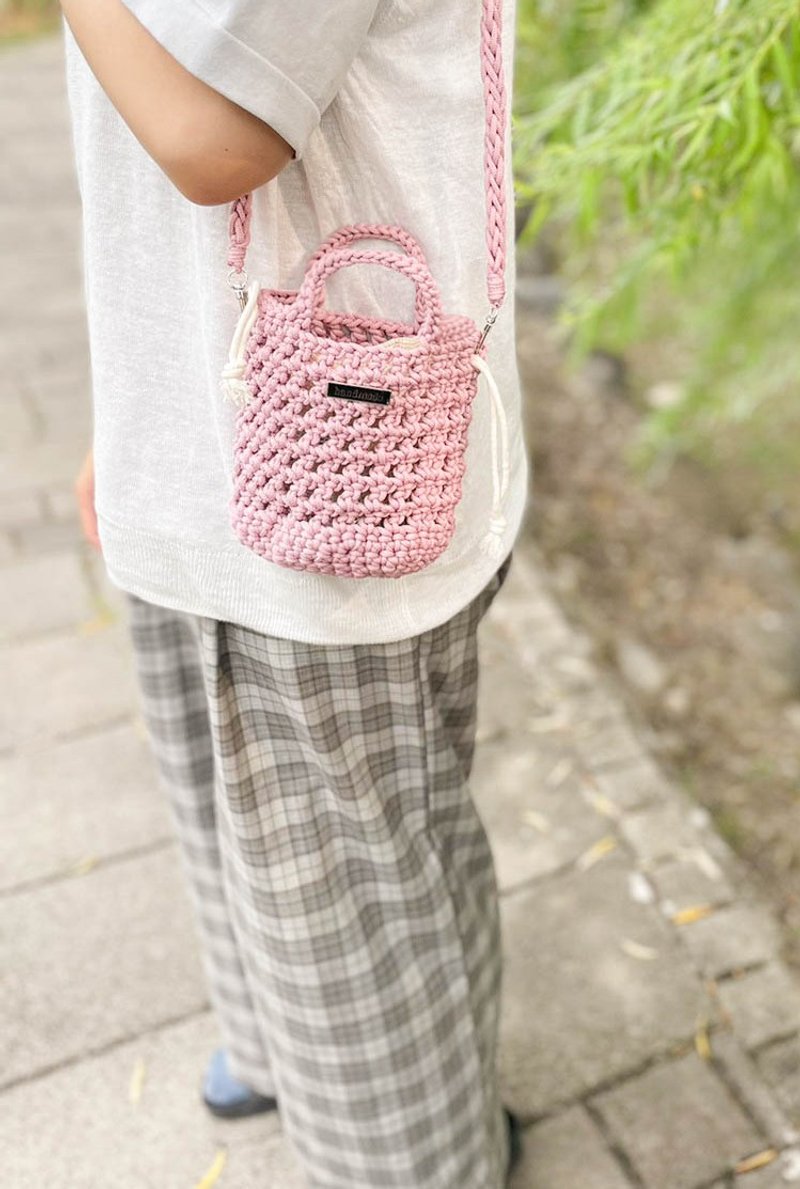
[752,1029,800,1060]
[508,1039,723,1129]
[749,1026,800,1059]
[0,836,177,901]
[1,616,115,647]
[710,1043,799,1151]
[496,837,629,901]
[26,710,137,750]
[0,711,140,756]
[704,959,774,984]
[0,1005,213,1097]
[582,1096,646,1189]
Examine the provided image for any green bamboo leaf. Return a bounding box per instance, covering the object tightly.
[771,38,798,111]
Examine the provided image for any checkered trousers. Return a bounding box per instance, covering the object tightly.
[123,552,513,1189]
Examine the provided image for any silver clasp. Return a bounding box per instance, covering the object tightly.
[227,267,249,312]
[476,306,500,353]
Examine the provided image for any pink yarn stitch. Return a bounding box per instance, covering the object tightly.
[222,0,510,579]
[229,238,483,578]
[481,0,507,308]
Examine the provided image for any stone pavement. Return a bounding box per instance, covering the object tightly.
[3,32,800,1189]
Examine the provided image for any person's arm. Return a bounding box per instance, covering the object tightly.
[60,0,294,205]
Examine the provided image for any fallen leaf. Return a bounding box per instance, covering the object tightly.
[129,1057,146,1105]
[546,758,573,788]
[672,904,715,925]
[521,809,551,834]
[586,791,620,820]
[734,1148,779,1175]
[78,609,116,636]
[577,836,617,871]
[694,1025,712,1061]
[621,938,659,961]
[68,856,99,877]
[195,1149,227,1189]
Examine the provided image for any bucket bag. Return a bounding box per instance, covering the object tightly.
[220,0,510,580]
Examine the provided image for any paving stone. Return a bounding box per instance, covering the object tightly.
[557,681,633,729]
[0,848,206,1087]
[510,1105,632,1189]
[0,623,139,749]
[649,854,735,915]
[757,1036,800,1127]
[592,1052,763,1189]
[732,1158,796,1187]
[619,800,706,865]
[676,903,780,979]
[0,1012,305,1189]
[718,965,800,1052]
[477,618,550,739]
[12,515,86,554]
[0,721,170,891]
[472,735,609,892]
[0,530,16,565]
[18,359,91,408]
[0,387,37,448]
[711,1031,799,1149]
[499,856,712,1116]
[36,393,92,444]
[582,753,674,813]
[0,491,43,530]
[0,315,90,376]
[0,436,86,498]
[44,483,82,522]
[573,717,647,769]
[0,551,96,642]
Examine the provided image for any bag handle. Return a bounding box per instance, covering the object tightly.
[307,224,429,269]
[294,245,442,342]
[226,0,508,332]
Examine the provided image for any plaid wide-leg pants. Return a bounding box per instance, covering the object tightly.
[123,551,513,1189]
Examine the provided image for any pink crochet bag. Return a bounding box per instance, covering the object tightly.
[220,0,509,579]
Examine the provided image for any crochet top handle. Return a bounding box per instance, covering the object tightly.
[295,246,443,342]
[225,0,508,323]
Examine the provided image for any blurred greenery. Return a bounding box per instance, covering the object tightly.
[513,0,800,487]
[0,0,59,44]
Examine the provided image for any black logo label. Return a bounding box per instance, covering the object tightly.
[327,381,391,406]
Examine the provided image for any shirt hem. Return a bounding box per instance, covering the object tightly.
[98,468,532,645]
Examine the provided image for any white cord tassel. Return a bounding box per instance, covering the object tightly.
[221,280,261,407]
[472,353,511,560]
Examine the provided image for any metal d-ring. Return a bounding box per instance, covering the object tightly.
[227,267,249,312]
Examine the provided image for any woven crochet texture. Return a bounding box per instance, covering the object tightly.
[230,239,483,578]
[223,0,508,579]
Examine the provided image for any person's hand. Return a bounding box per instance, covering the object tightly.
[74,446,101,552]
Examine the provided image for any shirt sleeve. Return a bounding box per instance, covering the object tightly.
[119,0,380,159]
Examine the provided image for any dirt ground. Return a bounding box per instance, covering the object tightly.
[515,297,800,968]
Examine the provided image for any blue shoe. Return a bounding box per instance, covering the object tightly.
[504,1106,523,1184]
[201,1048,279,1119]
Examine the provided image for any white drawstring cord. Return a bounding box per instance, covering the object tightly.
[472,353,510,559]
[221,280,261,408]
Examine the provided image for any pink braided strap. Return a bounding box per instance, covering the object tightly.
[224,0,508,315]
[481,0,507,309]
[227,193,252,275]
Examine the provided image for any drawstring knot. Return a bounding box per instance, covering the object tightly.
[221,281,261,407]
[472,352,510,559]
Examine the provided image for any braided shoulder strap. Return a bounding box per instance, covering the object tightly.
[226,0,507,323]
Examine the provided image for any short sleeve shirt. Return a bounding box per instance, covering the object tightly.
[63,0,530,644]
